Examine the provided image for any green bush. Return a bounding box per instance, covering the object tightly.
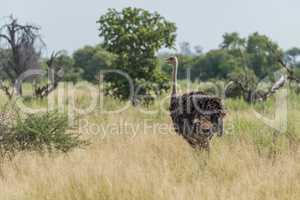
[0,110,85,157]
[0,111,17,158]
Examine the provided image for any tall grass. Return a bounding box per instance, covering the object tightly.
[0,83,300,200]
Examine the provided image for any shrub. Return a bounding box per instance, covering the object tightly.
[0,110,85,157]
[0,111,17,158]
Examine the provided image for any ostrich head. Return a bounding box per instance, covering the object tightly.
[166,56,178,96]
[166,56,178,66]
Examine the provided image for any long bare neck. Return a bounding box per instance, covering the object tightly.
[171,60,178,96]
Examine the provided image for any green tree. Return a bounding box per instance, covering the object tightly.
[97,7,177,103]
[73,44,115,82]
[246,32,281,79]
[227,67,258,102]
[191,49,238,81]
[220,32,281,79]
[50,53,82,84]
[220,32,283,102]
[220,32,246,50]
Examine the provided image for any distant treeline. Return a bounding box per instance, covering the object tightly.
[1,8,300,103]
[54,32,300,83]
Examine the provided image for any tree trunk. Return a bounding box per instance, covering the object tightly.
[14,83,22,97]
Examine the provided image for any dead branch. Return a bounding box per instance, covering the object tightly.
[0,81,13,99]
[34,51,64,98]
[277,58,300,84]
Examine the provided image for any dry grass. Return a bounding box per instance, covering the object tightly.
[1,134,300,200]
[1,84,300,200]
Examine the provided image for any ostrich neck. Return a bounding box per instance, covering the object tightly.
[172,62,178,96]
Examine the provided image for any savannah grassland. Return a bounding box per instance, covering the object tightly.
[1,82,300,200]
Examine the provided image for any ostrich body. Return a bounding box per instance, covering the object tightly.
[167,56,225,150]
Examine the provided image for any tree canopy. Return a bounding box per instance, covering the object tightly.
[73,44,115,82]
[97,7,177,103]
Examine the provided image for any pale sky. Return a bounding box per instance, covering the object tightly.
[1,0,300,54]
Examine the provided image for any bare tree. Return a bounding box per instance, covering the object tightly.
[0,16,44,98]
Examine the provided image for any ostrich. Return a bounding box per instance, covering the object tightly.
[166,56,226,150]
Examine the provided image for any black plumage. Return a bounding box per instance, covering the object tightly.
[166,56,226,150]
